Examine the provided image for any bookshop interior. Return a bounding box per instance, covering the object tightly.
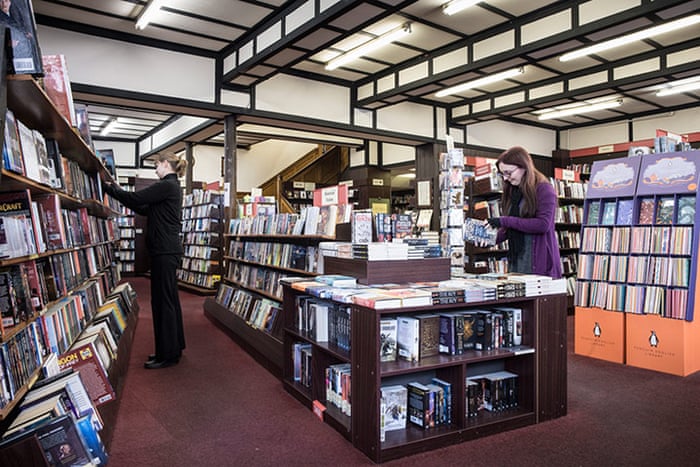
[2,1,700,465]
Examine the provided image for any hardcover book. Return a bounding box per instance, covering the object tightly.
[655,197,675,224]
[600,200,617,225]
[416,314,440,359]
[677,196,696,224]
[397,316,419,362]
[463,217,497,246]
[41,54,77,127]
[380,385,407,432]
[379,318,398,362]
[586,200,600,225]
[638,198,655,225]
[2,109,24,175]
[615,199,634,225]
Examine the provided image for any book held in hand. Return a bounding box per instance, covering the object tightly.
[463,217,497,246]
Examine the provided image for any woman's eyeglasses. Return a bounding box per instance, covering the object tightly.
[499,167,522,179]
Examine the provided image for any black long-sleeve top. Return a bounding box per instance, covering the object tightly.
[105,174,183,256]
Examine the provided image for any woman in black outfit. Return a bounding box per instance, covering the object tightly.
[104,152,187,369]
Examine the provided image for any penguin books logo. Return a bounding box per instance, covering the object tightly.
[593,322,601,338]
[649,330,659,347]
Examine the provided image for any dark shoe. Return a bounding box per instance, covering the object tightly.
[146,354,157,363]
[144,357,179,369]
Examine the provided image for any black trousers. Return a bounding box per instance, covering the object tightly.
[150,254,185,360]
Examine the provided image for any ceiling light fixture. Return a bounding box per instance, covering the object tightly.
[100,118,121,137]
[435,67,525,98]
[656,76,700,96]
[135,0,166,30]
[559,14,700,62]
[442,0,481,16]
[537,99,623,120]
[325,22,412,71]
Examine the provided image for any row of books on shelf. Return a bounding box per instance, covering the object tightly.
[228,240,322,273]
[0,282,137,465]
[116,250,135,261]
[284,272,565,310]
[180,257,219,274]
[182,217,219,232]
[176,270,220,290]
[555,204,584,224]
[182,203,221,219]
[557,230,581,249]
[229,204,352,238]
[470,198,501,219]
[183,189,223,207]
[1,280,134,412]
[293,296,351,352]
[586,195,695,226]
[381,370,519,436]
[575,281,688,319]
[319,237,441,261]
[549,177,587,199]
[382,305,524,363]
[182,231,220,247]
[226,262,287,300]
[580,225,693,256]
[1,250,116,335]
[214,284,281,334]
[578,254,690,287]
[3,110,103,202]
[0,190,117,260]
[182,244,219,260]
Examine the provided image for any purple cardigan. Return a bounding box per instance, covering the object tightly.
[495,182,563,279]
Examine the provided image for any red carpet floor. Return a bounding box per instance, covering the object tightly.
[107,277,700,466]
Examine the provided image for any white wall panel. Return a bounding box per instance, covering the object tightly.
[382,143,415,165]
[192,145,224,186]
[37,26,215,102]
[564,122,628,149]
[522,10,571,45]
[468,120,556,156]
[376,102,433,138]
[236,140,317,191]
[255,74,350,123]
[579,0,640,25]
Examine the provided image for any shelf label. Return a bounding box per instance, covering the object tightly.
[292,181,305,189]
[372,178,384,186]
[597,145,614,154]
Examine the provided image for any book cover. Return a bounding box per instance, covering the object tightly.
[380,385,407,432]
[96,149,116,178]
[406,381,431,428]
[416,314,440,359]
[397,316,419,362]
[16,118,42,183]
[379,318,398,362]
[600,200,616,225]
[34,193,68,250]
[2,109,24,175]
[655,197,675,224]
[677,196,696,224]
[615,199,634,225]
[73,104,94,151]
[463,217,497,246]
[41,54,77,127]
[59,341,115,407]
[0,0,43,75]
[586,200,600,225]
[638,198,655,225]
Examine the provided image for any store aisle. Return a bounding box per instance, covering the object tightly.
[107,277,700,467]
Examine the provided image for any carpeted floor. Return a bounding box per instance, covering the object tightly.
[107,277,700,466]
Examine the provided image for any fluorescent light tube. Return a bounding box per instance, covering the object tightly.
[443,0,481,16]
[656,77,700,96]
[560,14,700,62]
[537,99,622,120]
[435,67,524,98]
[135,0,166,30]
[101,118,120,137]
[325,23,412,71]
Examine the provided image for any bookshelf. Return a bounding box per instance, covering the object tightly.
[177,188,224,294]
[574,150,700,376]
[280,278,568,463]
[203,220,332,375]
[0,74,139,456]
[463,173,508,275]
[115,175,136,275]
[131,177,156,275]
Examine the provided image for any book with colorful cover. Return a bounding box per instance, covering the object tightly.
[463,217,497,246]
[655,197,675,224]
[600,200,617,225]
[615,199,634,225]
[2,109,24,175]
[638,198,655,225]
[586,200,600,225]
[677,196,696,224]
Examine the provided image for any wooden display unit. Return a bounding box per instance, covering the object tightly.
[280,281,567,463]
[324,256,450,285]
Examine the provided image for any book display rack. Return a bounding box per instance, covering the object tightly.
[280,275,567,463]
[177,188,223,294]
[0,74,140,461]
[575,150,700,376]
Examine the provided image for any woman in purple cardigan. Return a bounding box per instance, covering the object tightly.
[486,146,562,279]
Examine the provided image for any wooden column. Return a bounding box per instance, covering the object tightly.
[223,114,237,219]
[184,141,194,194]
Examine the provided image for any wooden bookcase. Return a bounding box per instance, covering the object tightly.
[177,188,224,294]
[280,281,567,463]
[0,75,139,456]
[115,175,136,275]
[204,231,330,375]
[463,176,508,274]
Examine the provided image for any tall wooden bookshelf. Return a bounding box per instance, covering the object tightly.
[575,150,700,376]
[280,275,568,463]
[115,175,136,275]
[177,188,223,294]
[0,74,138,455]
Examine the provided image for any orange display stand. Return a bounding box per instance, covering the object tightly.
[626,314,700,376]
[574,306,625,364]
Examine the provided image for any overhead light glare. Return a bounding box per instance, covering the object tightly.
[537,99,623,120]
[435,67,524,98]
[135,0,166,30]
[100,118,121,137]
[560,14,700,62]
[656,77,700,96]
[443,0,481,16]
[325,22,412,71]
